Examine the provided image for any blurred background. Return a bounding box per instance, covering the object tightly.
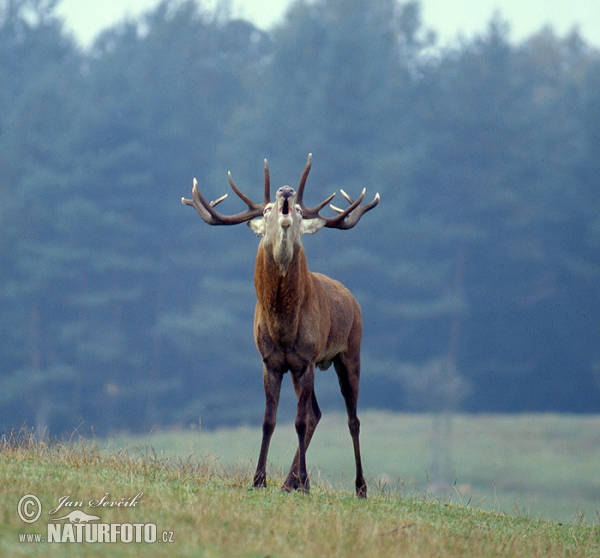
[1,0,599,439]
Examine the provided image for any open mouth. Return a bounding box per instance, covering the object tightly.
[281,198,290,216]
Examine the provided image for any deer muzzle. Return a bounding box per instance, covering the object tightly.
[277,186,296,227]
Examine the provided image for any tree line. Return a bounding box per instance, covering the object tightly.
[1,0,599,436]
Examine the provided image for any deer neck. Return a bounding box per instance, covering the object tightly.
[254,240,312,326]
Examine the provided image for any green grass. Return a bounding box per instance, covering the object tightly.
[107,412,600,523]
[1,427,599,558]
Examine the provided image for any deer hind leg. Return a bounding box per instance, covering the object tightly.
[253,367,283,489]
[334,354,367,498]
[283,365,318,493]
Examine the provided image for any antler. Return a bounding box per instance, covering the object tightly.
[182,160,271,225]
[297,153,380,230]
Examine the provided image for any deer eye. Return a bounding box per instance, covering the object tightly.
[295,204,303,216]
[264,205,273,215]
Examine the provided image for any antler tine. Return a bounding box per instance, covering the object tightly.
[211,193,229,207]
[296,153,337,218]
[323,190,381,230]
[328,188,366,219]
[263,159,271,205]
[303,192,337,217]
[296,153,312,207]
[227,172,259,210]
[182,174,265,226]
[339,189,354,204]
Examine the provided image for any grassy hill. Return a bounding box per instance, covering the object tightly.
[108,412,600,524]
[1,414,599,557]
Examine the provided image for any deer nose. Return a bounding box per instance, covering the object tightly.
[278,186,295,199]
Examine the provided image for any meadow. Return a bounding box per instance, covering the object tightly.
[108,412,600,524]
[2,413,599,557]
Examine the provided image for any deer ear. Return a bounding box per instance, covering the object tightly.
[248,218,265,236]
[300,217,326,235]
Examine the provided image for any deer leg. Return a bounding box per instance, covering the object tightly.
[285,389,321,490]
[334,354,367,498]
[253,367,283,489]
[282,365,315,493]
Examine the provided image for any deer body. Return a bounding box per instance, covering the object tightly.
[182,155,378,497]
[253,243,364,494]
[253,242,360,365]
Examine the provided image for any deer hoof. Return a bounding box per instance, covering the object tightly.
[253,474,267,489]
[282,473,309,494]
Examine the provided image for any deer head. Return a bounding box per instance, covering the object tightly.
[247,184,325,273]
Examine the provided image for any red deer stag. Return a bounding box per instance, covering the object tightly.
[182,154,379,497]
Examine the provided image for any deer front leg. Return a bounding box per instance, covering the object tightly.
[253,367,282,489]
[284,390,321,490]
[283,365,316,493]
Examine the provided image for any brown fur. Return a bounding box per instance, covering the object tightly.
[252,222,366,497]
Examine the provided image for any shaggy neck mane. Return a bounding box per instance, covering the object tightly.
[254,241,313,323]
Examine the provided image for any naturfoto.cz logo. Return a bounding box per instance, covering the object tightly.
[17,492,174,544]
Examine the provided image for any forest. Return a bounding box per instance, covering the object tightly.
[1,0,599,436]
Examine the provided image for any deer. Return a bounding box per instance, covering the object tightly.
[182,154,379,497]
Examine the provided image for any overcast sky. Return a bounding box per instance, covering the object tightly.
[56,0,600,49]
